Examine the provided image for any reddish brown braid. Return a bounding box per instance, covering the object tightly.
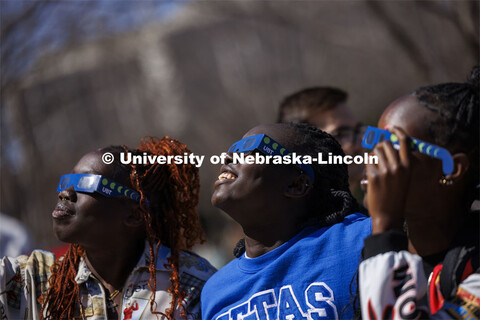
[129,136,204,319]
[39,244,85,319]
[40,137,203,319]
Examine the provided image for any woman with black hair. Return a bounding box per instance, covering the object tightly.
[359,67,479,319]
[201,122,371,319]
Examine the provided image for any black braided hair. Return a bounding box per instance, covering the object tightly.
[233,238,246,258]
[414,66,479,205]
[233,123,358,257]
[348,67,480,319]
[286,122,358,226]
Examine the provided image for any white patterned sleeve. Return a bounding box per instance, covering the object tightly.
[359,230,430,320]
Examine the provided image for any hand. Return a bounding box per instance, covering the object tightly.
[366,126,412,234]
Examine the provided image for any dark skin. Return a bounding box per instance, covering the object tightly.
[366,95,470,256]
[52,150,145,318]
[212,124,312,258]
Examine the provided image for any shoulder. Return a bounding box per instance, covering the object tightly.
[24,250,56,266]
[177,250,217,314]
[23,250,56,275]
[337,212,371,235]
[200,258,240,317]
[2,250,55,277]
[0,250,56,314]
[201,257,238,295]
[18,250,56,289]
[458,271,480,298]
[179,250,217,281]
[313,212,371,239]
[202,257,237,288]
[150,244,216,279]
[297,213,371,259]
[343,212,371,225]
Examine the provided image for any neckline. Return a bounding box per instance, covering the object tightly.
[237,226,316,273]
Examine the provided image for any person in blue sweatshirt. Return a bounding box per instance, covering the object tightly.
[201,122,371,320]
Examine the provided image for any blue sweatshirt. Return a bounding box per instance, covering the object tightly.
[201,213,371,320]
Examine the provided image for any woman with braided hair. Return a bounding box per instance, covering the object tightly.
[359,66,479,318]
[0,136,216,319]
[201,122,371,319]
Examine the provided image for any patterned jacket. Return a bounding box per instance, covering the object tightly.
[0,244,216,319]
[359,229,479,319]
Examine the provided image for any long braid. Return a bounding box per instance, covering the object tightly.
[285,123,358,226]
[129,136,203,319]
[41,138,203,319]
[40,244,85,319]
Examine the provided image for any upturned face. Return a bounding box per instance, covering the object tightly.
[367,94,447,218]
[52,150,136,248]
[211,124,303,228]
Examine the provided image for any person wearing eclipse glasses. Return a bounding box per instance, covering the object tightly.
[358,67,479,319]
[201,122,371,320]
[0,137,216,320]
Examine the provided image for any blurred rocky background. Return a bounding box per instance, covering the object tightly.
[1,0,478,267]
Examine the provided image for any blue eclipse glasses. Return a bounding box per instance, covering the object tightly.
[57,173,142,202]
[361,126,454,175]
[228,134,315,183]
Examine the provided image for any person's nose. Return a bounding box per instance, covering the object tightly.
[58,186,77,202]
[225,152,234,165]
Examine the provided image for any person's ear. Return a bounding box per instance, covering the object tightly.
[284,174,312,198]
[443,153,470,184]
[123,202,144,228]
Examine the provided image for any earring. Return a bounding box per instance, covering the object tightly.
[439,176,453,186]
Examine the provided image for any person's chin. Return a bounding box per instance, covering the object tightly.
[211,190,228,210]
[53,222,76,243]
[53,228,74,243]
